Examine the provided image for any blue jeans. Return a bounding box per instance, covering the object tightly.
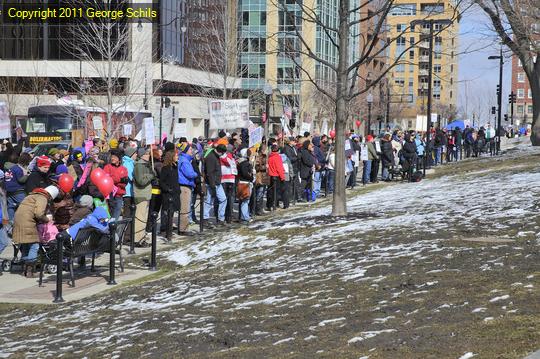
[240,199,250,221]
[7,191,25,222]
[20,243,39,262]
[326,170,335,193]
[382,166,389,180]
[204,184,227,222]
[0,227,10,255]
[362,160,372,184]
[108,197,124,220]
[435,147,442,165]
[313,171,322,197]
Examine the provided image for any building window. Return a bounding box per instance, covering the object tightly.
[409,50,414,59]
[395,64,405,72]
[450,90,453,99]
[517,89,525,98]
[518,59,522,67]
[389,4,417,16]
[242,11,249,25]
[528,105,534,113]
[434,51,442,59]
[517,105,524,114]
[434,64,441,73]
[450,64,453,73]
[396,37,406,46]
[528,89,532,98]
[397,24,405,32]
[518,72,525,82]
[433,93,441,100]
[394,77,405,86]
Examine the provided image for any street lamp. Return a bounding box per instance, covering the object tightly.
[410,18,453,176]
[366,92,373,136]
[488,46,503,155]
[263,83,273,140]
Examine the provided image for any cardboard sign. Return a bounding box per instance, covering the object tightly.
[0,102,10,139]
[375,140,381,153]
[209,99,250,130]
[123,124,133,136]
[92,116,103,130]
[174,122,187,138]
[249,126,263,148]
[360,143,369,161]
[143,117,155,144]
[301,122,311,134]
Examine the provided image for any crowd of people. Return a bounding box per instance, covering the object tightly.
[0,123,512,273]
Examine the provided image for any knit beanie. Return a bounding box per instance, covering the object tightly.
[37,155,51,168]
[178,142,190,154]
[79,195,93,208]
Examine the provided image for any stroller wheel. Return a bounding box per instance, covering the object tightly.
[46,264,57,274]
[2,259,12,272]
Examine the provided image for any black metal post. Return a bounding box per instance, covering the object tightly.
[425,19,435,177]
[496,47,503,155]
[166,196,173,242]
[264,95,271,139]
[128,202,136,254]
[510,91,515,126]
[159,60,164,148]
[150,212,158,271]
[272,177,277,211]
[53,231,66,303]
[367,102,372,135]
[386,85,390,129]
[199,191,204,233]
[108,222,117,285]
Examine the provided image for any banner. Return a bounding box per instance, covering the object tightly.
[209,99,250,130]
[301,122,311,134]
[0,102,10,139]
[174,122,187,138]
[249,126,263,148]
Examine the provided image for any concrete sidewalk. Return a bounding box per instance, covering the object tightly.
[0,232,182,304]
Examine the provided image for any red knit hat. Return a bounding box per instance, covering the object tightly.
[37,155,52,168]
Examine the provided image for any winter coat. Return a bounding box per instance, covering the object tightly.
[12,189,51,245]
[366,142,379,161]
[122,156,135,198]
[204,150,222,188]
[267,151,285,181]
[381,139,394,167]
[133,159,155,204]
[69,204,93,226]
[311,137,326,169]
[280,154,293,182]
[160,163,180,211]
[255,152,269,186]
[282,144,298,176]
[237,158,254,182]
[104,163,129,198]
[68,207,109,239]
[25,169,50,194]
[5,164,28,193]
[52,195,75,226]
[403,140,418,161]
[178,153,198,188]
[220,152,237,184]
[299,146,316,180]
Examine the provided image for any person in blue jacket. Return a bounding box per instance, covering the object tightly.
[311,136,326,199]
[177,143,198,235]
[68,206,110,240]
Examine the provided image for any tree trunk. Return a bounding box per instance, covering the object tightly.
[529,71,540,145]
[331,0,350,217]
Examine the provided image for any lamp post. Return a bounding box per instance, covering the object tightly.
[263,83,273,139]
[366,92,373,136]
[488,46,503,154]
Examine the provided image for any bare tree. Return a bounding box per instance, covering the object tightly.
[274,0,461,215]
[475,0,540,144]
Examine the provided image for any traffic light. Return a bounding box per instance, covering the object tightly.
[508,92,516,104]
[491,106,496,115]
[504,114,508,122]
[496,85,501,96]
[289,109,296,129]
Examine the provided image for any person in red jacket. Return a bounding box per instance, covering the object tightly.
[104,150,129,219]
[266,142,285,211]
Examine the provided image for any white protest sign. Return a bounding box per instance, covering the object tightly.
[360,143,369,161]
[174,122,187,138]
[135,130,142,141]
[92,116,103,130]
[249,126,263,148]
[301,122,311,134]
[209,99,250,130]
[321,119,329,136]
[375,140,381,153]
[123,124,132,136]
[431,113,438,123]
[143,117,155,144]
[0,102,10,139]
[345,139,351,151]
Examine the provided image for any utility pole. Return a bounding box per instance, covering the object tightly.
[509,91,516,126]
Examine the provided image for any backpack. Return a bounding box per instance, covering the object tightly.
[412,171,423,182]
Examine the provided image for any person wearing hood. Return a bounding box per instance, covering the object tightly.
[68,148,86,183]
[203,144,228,226]
[133,147,155,243]
[282,137,299,203]
[104,150,129,220]
[414,133,425,172]
[266,143,285,210]
[5,152,31,223]
[402,134,418,181]
[121,145,137,236]
[380,133,394,181]
[67,206,110,240]
[25,155,52,194]
[177,143,198,235]
[237,148,254,223]
[311,136,325,198]
[279,151,293,209]
[299,140,316,201]
[13,185,59,264]
[159,150,180,233]
[69,195,94,225]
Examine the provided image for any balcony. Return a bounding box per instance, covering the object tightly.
[417,42,429,49]
[419,55,429,63]
[418,69,429,76]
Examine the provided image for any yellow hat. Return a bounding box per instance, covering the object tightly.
[109,138,119,149]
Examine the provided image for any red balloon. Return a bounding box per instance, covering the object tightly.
[329,129,336,139]
[90,168,105,185]
[58,173,74,193]
[355,120,361,128]
[97,175,114,197]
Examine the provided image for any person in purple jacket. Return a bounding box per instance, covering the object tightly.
[4,153,31,224]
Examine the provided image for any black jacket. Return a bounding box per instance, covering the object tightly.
[160,164,180,210]
[381,139,394,165]
[299,147,316,180]
[237,159,253,182]
[403,140,418,161]
[204,150,222,188]
[25,169,50,194]
[282,144,298,175]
